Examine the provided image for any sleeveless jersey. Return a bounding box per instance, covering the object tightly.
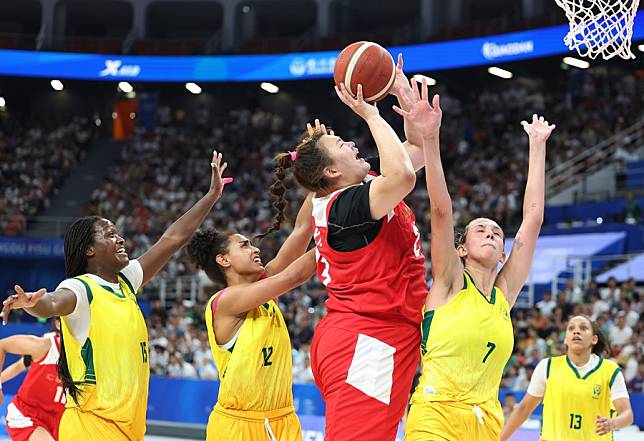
[411,272,514,422]
[205,292,294,412]
[14,332,65,416]
[311,176,427,326]
[541,355,620,440]
[60,273,149,439]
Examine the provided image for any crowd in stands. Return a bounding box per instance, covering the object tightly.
[0,116,95,235]
[2,66,642,398]
[83,67,643,391]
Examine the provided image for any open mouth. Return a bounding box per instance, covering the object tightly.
[116,247,127,256]
[571,336,582,342]
[253,256,262,264]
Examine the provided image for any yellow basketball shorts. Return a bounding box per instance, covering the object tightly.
[404,400,502,441]
[58,408,145,441]
[206,404,302,441]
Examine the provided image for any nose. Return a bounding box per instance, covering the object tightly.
[116,235,125,244]
[251,245,260,254]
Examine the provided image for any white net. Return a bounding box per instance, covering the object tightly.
[554,0,641,59]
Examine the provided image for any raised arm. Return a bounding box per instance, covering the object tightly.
[500,393,543,441]
[389,54,424,171]
[335,83,416,220]
[394,78,462,297]
[264,193,313,277]
[2,286,76,325]
[216,249,316,316]
[497,115,554,307]
[138,150,230,285]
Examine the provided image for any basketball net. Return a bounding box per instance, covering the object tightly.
[554,0,641,59]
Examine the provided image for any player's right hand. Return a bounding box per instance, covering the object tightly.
[1,285,46,325]
[335,83,379,121]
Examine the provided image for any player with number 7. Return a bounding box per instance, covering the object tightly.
[402,76,554,440]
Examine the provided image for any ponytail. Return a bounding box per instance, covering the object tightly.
[257,152,293,239]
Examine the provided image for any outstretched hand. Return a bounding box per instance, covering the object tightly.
[389,53,412,99]
[1,285,46,325]
[335,83,379,122]
[208,150,232,200]
[306,118,333,137]
[521,114,555,143]
[392,77,442,138]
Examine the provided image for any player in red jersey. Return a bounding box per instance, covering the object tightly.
[0,318,64,441]
[261,58,434,440]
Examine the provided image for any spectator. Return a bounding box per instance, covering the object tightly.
[197,358,219,380]
[622,192,641,224]
[600,277,621,303]
[609,312,633,348]
[502,393,517,421]
[536,291,556,317]
[626,358,644,393]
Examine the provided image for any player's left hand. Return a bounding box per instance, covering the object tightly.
[392,76,442,138]
[521,114,555,143]
[389,53,413,100]
[208,150,232,200]
[595,415,614,435]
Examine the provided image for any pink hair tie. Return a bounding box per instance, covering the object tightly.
[289,151,298,161]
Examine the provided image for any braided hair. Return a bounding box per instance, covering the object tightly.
[58,216,102,405]
[259,129,329,238]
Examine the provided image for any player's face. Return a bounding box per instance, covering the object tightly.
[224,234,264,276]
[89,219,129,271]
[564,316,598,353]
[320,135,370,186]
[459,218,505,267]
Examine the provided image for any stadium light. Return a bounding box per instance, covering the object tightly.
[487,66,513,79]
[411,74,437,86]
[260,82,279,94]
[185,82,202,94]
[0,97,5,107]
[563,57,590,69]
[638,44,644,53]
[118,81,133,93]
[50,79,64,91]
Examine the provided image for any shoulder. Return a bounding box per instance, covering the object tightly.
[119,259,144,293]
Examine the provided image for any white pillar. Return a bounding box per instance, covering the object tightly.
[37,0,57,49]
[316,0,331,37]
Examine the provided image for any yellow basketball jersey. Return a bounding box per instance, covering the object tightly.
[205,292,294,412]
[541,355,620,440]
[411,271,514,422]
[60,274,149,440]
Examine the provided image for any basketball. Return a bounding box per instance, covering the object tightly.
[333,41,396,103]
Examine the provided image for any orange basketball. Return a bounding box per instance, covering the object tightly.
[333,41,396,103]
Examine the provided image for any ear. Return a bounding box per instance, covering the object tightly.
[457,244,467,259]
[499,251,506,265]
[591,334,599,347]
[322,165,340,180]
[85,245,95,258]
[215,254,231,270]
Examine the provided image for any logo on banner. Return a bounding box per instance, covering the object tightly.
[289,57,337,77]
[482,40,534,60]
[99,60,141,77]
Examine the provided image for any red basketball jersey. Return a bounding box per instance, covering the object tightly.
[311,177,428,326]
[14,332,66,415]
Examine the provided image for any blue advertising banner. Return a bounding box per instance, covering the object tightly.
[0,16,641,82]
[0,237,64,259]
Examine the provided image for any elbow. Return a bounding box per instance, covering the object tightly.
[399,169,416,193]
